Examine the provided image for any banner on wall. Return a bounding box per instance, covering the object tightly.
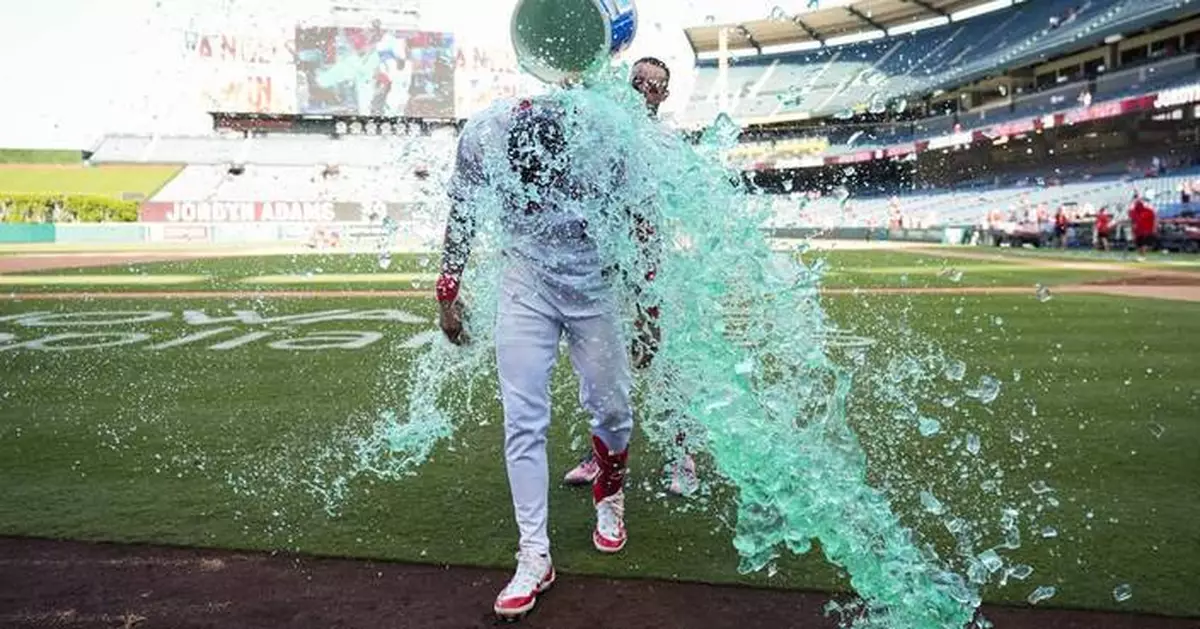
[183,28,298,114]
[295,27,455,118]
[138,200,423,223]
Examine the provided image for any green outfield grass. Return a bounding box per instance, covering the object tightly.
[0,149,83,165]
[1,249,1133,292]
[0,164,181,198]
[0,290,1196,617]
[925,245,1200,269]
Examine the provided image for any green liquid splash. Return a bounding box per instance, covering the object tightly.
[310,66,980,628]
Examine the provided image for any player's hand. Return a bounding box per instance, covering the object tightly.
[438,299,469,346]
[631,309,660,370]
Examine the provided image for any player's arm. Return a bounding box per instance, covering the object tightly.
[437,199,476,293]
[437,123,485,345]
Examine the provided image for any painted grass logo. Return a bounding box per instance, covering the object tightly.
[0,309,439,353]
[0,309,875,354]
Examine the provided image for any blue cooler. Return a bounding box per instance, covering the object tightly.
[511,0,638,84]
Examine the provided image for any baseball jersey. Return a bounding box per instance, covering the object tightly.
[448,96,641,298]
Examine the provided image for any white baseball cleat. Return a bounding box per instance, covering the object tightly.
[494,550,555,620]
[593,490,627,553]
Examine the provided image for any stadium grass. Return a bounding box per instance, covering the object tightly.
[0,149,81,165]
[2,250,1125,292]
[0,293,1196,617]
[0,164,182,198]
[917,245,1200,269]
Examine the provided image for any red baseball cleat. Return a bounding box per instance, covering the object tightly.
[493,550,555,619]
[591,435,629,553]
[593,490,627,553]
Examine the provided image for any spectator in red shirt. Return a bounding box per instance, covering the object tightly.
[1128,194,1157,259]
[1095,207,1112,251]
[1054,208,1069,249]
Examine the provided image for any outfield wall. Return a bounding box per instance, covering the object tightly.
[0,222,967,248]
[0,224,55,244]
[0,221,446,251]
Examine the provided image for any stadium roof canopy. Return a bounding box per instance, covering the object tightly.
[684,0,1011,57]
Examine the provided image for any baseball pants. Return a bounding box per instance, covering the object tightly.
[494,264,634,556]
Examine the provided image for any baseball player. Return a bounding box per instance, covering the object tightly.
[375,34,414,115]
[436,94,659,619]
[561,57,699,496]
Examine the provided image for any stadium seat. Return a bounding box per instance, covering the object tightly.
[683,0,1188,127]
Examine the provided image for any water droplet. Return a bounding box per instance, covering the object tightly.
[950,269,963,282]
[769,5,788,20]
[978,549,1003,573]
[1148,422,1165,438]
[704,112,741,148]
[378,253,393,270]
[833,108,854,120]
[944,360,966,382]
[1010,428,1027,443]
[1040,526,1058,538]
[1029,480,1053,495]
[893,98,908,113]
[1113,583,1133,602]
[918,416,941,437]
[1009,564,1033,581]
[846,130,864,146]
[919,489,944,514]
[966,434,981,455]
[1027,585,1057,605]
[966,375,1001,404]
[1036,284,1053,302]
[1001,526,1021,550]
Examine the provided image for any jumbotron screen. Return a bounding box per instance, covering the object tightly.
[294,26,456,119]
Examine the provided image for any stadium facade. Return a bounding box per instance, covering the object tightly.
[6,0,1198,250]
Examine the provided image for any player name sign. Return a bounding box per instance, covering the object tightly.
[0,308,439,353]
[137,201,424,223]
[140,201,340,223]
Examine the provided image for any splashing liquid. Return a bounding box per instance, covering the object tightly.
[312,66,979,627]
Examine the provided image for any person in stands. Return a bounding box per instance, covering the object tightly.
[1128,193,1157,260]
[1054,207,1069,249]
[561,57,698,498]
[1095,207,1112,251]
